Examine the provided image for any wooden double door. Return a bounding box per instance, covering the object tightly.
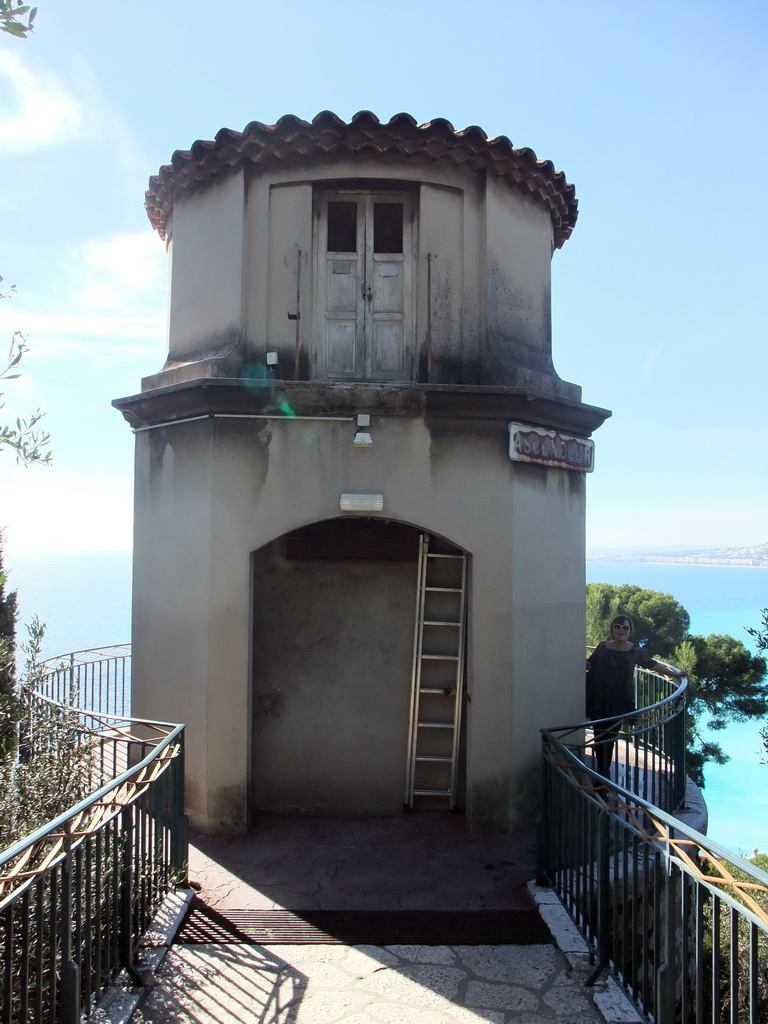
[314,192,414,381]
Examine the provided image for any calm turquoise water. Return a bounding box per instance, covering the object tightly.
[6,550,133,659]
[4,551,767,853]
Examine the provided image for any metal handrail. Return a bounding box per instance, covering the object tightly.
[38,643,132,718]
[42,644,131,665]
[0,687,187,1023]
[540,666,768,1024]
[15,644,768,1022]
[554,666,688,812]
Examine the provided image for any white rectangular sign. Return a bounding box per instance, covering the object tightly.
[508,423,594,472]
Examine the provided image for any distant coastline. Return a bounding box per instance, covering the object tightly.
[587,542,768,569]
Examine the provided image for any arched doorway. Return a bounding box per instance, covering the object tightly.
[250,519,467,816]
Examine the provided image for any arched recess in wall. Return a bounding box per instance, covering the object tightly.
[249,518,469,819]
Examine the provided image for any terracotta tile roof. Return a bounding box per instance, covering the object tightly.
[145,111,578,248]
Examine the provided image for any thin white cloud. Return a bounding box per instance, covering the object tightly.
[0,51,84,153]
[66,53,149,202]
[76,232,167,311]
[0,231,166,360]
[642,343,663,374]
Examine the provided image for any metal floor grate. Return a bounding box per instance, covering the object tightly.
[174,900,552,946]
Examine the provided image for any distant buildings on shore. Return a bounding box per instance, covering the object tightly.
[588,542,768,568]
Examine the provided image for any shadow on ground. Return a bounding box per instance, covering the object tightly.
[187,812,538,912]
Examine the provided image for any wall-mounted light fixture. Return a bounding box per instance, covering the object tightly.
[340,493,384,512]
[353,412,372,447]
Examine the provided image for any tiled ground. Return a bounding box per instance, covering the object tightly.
[133,941,605,1024]
[119,815,641,1024]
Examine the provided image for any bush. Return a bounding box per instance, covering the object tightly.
[0,619,96,850]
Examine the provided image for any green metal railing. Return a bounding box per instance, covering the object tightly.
[569,663,688,812]
[9,645,768,1022]
[0,687,186,1023]
[38,644,132,718]
[540,667,768,1023]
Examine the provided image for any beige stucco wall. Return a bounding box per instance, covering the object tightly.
[485,177,555,379]
[130,409,587,833]
[155,155,575,395]
[166,173,245,363]
[122,142,607,836]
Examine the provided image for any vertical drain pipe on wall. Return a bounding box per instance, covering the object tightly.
[426,252,433,382]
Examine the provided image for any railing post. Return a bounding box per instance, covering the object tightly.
[537,746,548,886]
[60,842,81,1024]
[170,732,189,885]
[586,809,611,986]
[68,653,76,706]
[676,703,687,809]
[119,806,144,987]
[655,843,677,1024]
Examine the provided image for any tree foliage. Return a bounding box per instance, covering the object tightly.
[0,1,36,37]
[0,16,51,464]
[0,290,51,466]
[746,608,768,763]
[681,632,768,788]
[747,608,768,658]
[688,633,768,727]
[0,538,18,759]
[588,583,768,788]
[586,582,690,654]
[0,620,95,848]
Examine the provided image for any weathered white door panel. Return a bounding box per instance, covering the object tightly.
[324,256,363,377]
[318,198,364,378]
[315,193,413,381]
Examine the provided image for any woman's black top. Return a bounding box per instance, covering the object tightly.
[586,642,656,720]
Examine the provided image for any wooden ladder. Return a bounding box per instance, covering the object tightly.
[405,533,467,808]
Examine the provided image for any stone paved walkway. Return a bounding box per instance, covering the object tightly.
[133,938,606,1023]
[115,816,641,1024]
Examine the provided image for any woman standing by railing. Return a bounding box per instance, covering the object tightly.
[586,614,685,776]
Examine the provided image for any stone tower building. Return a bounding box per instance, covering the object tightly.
[114,111,609,835]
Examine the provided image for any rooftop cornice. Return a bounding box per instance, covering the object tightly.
[145,110,578,248]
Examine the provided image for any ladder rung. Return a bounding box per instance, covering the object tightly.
[419,687,454,694]
[422,654,458,661]
[417,721,455,729]
[415,755,453,762]
[426,553,463,560]
[413,789,451,796]
[424,586,462,593]
[423,620,460,626]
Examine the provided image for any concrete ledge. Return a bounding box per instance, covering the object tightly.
[674,776,708,836]
[140,889,195,950]
[528,882,644,1024]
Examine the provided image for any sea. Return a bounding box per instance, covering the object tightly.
[4,550,768,856]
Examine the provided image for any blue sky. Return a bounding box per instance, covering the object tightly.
[1,0,766,554]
